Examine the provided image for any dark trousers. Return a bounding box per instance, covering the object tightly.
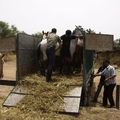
[46,47,55,82]
[93,81,104,102]
[59,57,72,74]
[103,84,116,106]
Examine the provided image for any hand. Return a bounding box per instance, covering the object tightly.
[91,74,96,78]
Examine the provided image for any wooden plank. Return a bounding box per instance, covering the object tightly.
[116,85,120,109]
[85,34,113,51]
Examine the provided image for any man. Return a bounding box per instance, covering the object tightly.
[60,30,73,74]
[46,28,61,82]
[93,61,106,102]
[94,60,116,107]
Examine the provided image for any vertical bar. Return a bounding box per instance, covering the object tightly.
[116,85,120,109]
[16,34,20,82]
[82,33,95,106]
[82,31,87,106]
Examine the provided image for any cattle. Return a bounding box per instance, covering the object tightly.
[70,26,83,73]
[37,27,83,75]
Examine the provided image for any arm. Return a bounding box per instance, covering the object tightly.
[93,66,103,77]
[105,75,116,81]
[93,73,101,78]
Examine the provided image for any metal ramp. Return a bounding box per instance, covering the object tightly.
[59,86,82,114]
[3,85,28,107]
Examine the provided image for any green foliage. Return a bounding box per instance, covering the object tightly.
[114,38,120,48]
[0,21,19,38]
[86,28,96,34]
[32,32,43,40]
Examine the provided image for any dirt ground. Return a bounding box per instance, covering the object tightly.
[3,54,16,80]
[0,54,120,120]
[0,54,16,99]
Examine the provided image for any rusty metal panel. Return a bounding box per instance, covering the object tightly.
[85,34,113,51]
[3,86,27,107]
[0,37,16,52]
[18,34,35,49]
[59,86,82,114]
[17,33,41,80]
[3,93,25,107]
[64,87,82,97]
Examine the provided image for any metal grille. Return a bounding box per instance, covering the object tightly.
[16,33,41,80]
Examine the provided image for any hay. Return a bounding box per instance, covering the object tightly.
[0,74,82,119]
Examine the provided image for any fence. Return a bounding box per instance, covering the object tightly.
[0,37,16,52]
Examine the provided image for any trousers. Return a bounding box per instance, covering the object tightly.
[46,46,55,82]
[103,84,116,106]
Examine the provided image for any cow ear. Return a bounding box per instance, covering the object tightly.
[46,32,49,35]
[42,31,44,34]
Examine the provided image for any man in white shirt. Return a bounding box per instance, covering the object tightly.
[94,60,116,107]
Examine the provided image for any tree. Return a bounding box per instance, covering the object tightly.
[114,38,120,48]
[32,32,43,40]
[0,21,19,38]
[10,25,19,36]
[86,28,96,34]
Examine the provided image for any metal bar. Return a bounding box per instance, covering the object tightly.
[0,80,16,86]
[16,34,20,82]
[11,92,33,96]
[63,96,81,98]
[19,48,35,50]
[116,85,120,109]
[82,31,87,106]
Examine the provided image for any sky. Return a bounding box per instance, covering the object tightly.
[0,0,120,39]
